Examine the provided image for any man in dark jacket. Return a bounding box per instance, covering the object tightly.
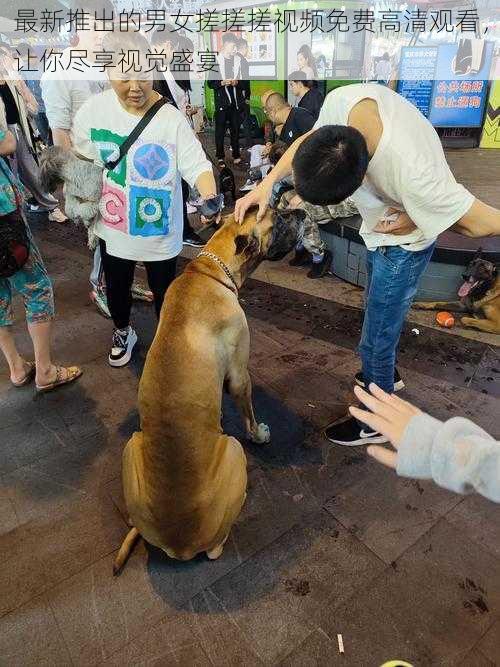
[289,71,324,121]
[264,92,315,145]
[236,37,252,151]
[208,33,245,164]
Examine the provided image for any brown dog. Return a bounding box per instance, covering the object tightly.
[113,207,303,573]
[413,251,500,334]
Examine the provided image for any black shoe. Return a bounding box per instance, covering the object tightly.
[183,232,205,248]
[289,247,312,267]
[355,368,405,392]
[108,327,138,368]
[307,249,333,279]
[325,416,388,447]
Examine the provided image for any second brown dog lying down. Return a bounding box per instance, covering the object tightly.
[413,251,500,334]
[113,207,304,573]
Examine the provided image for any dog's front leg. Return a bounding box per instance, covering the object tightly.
[228,369,270,444]
[460,316,500,333]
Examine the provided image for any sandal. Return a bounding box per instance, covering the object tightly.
[131,282,154,303]
[36,366,83,393]
[11,361,36,388]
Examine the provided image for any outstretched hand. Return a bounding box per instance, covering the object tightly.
[349,384,421,469]
[234,181,272,224]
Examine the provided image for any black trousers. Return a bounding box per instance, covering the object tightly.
[239,103,252,150]
[99,239,177,330]
[214,105,240,160]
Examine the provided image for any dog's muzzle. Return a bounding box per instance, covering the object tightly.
[266,209,306,261]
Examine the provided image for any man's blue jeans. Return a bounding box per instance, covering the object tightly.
[358,243,435,394]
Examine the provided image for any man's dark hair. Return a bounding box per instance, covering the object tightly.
[288,71,313,88]
[293,125,368,205]
[236,37,248,50]
[222,33,237,46]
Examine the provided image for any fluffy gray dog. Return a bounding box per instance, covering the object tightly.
[39,146,103,246]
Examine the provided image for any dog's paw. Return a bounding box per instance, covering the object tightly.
[250,422,271,444]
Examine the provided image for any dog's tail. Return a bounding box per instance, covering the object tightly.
[113,527,141,576]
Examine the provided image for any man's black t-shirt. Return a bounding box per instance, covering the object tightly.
[0,84,20,125]
[298,88,324,121]
[280,106,315,145]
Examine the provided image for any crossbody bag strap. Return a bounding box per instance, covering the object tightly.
[105,96,168,171]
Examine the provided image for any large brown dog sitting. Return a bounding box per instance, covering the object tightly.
[113,207,304,573]
[413,250,500,334]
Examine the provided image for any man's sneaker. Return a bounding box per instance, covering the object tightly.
[108,327,138,367]
[355,368,405,392]
[48,207,69,223]
[240,179,257,192]
[183,231,205,248]
[289,247,311,267]
[325,416,389,447]
[307,248,333,279]
[90,287,111,318]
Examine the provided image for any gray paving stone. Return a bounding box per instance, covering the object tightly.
[0,594,71,667]
[475,621,500,665]
[186,589,265,666]
[279,628,343,666]
[446,496,500,560]
[206,510,384,664]
[103,610,210,667]
[0,493,126,617]
[324,460,462,564]
[320,519,500,666]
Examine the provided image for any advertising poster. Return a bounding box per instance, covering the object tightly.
[397,46,438,118]
[480,80,500,148]
[429,40,494,128]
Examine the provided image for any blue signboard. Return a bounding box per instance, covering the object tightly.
[429,41,494,128]
[397,47,438,118]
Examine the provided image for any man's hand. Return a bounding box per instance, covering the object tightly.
[349,384,421,469]
[373,208,417,236]
[234,180,272,224]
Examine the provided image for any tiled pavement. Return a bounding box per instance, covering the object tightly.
[0,214,499,666]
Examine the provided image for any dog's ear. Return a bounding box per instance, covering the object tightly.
[235,234,249,255]
[234,232,260,256]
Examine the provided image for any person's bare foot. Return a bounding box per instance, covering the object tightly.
[10,359,34,385]
[35,364,81,388]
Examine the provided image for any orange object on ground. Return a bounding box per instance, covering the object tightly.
[436,311,455,328]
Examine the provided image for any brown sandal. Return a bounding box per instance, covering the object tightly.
[36,366,83,393]
[11,361,36,388]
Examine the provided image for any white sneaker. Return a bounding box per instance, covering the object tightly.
[108,327,138,367]
[240,180,257,192]
[48,207,69,223]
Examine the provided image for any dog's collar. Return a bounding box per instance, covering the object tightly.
[197,250,238,295]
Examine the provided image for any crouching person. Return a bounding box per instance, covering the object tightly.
[71,32,216,367]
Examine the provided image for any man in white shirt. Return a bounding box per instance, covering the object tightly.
[235,83,500,446]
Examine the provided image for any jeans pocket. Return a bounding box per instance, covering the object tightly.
[376,246,405,272]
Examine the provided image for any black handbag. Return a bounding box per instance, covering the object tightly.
[0,158,30,278]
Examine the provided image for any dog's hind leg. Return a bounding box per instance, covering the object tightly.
[113,527,142,576]
[413,301,468,313]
